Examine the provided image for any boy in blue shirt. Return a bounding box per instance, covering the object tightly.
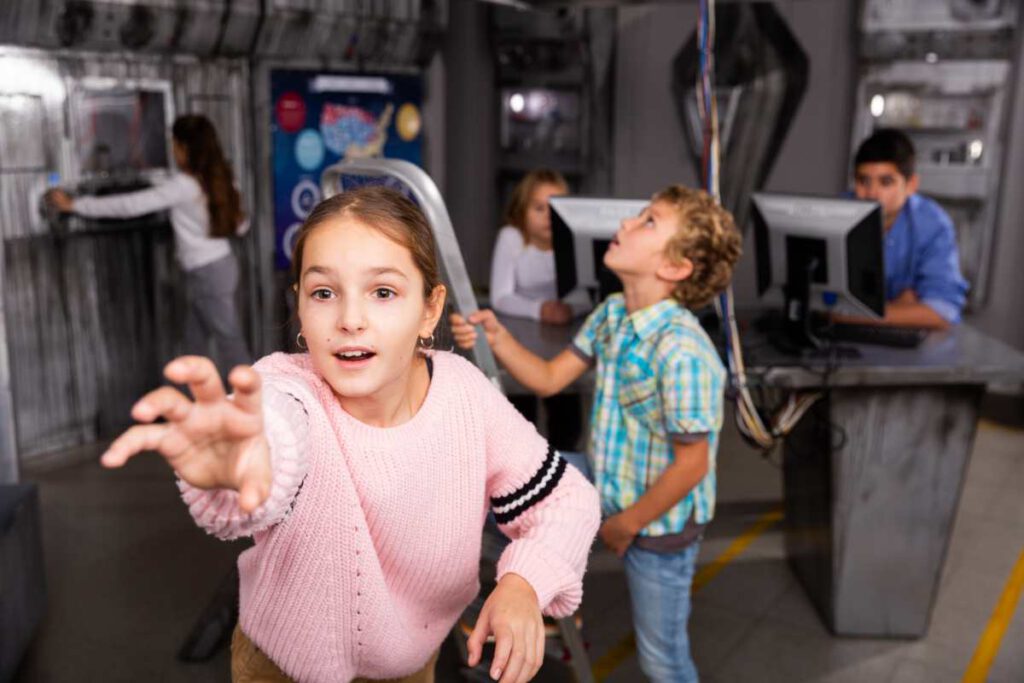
[846,128,969,329]
[451,185,742,682]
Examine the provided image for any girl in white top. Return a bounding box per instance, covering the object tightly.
[50,114,251,371]
[490,170,591,324]
[491,170,590,452]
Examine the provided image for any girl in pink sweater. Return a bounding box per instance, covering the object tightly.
[100,186,600,683]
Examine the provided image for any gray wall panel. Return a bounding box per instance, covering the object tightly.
[613,5,700,198]
[442,0,497,291]
[967,30,1024,350]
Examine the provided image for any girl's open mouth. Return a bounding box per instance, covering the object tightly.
[334,349,376,364]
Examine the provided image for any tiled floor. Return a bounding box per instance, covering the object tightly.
[13,412,1024,682]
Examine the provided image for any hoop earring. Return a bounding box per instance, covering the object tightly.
[296,332,307,350]
[418,333,435,350]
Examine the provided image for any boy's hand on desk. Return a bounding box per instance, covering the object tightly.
[467,573,544,683]
[99,356,272,514]
[449,309,508,350]
[600,512,641,558]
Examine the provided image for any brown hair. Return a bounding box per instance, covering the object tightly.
[854,128,916,180]
[290,185,443,300]
[503,169,569,239]
[171,115,243,238]
[654,185,742,309]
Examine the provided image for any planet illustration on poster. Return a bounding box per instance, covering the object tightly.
[275,92,306,133]
[295,129,325,171]
[320,103,395,159]
[396,103,422,141]
[282,221,303,262]
[291,179,321,219]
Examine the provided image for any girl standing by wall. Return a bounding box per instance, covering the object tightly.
[50,114,251,371]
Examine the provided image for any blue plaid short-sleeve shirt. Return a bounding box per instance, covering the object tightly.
[571,294,726,535]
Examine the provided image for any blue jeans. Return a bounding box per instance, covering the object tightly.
[623,542,701,683]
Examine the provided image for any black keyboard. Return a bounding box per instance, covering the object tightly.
[823,323,928,348]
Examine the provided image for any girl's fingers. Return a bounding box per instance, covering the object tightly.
[101,424,178,468]
[490,624,514,682]
[529,620,544,681]
[466,609,490,668]
[164,356,226,403]
[520,621,539,683]
[227,365,262,415]
[131,386,193,423]
[237,472,268,514]
[496,627,523,683]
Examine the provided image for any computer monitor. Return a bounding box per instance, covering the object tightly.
[71,81,173,180]
[751,192,885,348]
[549,197,647,303]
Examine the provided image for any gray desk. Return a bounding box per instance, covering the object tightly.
[742,318,1024,637]
[495,314,588,395]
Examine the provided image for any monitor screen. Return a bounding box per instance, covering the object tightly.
[751,193,885,319]
[549,197,647,302]
[73,86,171,177]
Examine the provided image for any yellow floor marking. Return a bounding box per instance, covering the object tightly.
[977,418,1024,435]
[591,507,785,681]
[962,548,1024,683]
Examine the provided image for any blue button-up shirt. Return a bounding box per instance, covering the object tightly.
[884,194,969,324]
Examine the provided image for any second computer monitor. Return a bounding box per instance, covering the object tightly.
[751,192,885,320]
[549,196,647,302]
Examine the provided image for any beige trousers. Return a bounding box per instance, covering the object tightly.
[231,626,438,683]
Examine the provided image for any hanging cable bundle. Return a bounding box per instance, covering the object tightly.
[695,0,820,450]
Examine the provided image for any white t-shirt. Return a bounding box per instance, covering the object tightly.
[489,226,592,321]
[72,173,239,272]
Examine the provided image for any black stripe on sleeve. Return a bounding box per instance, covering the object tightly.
[491,446,567,525]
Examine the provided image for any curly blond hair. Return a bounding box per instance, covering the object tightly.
[653,185,742,309]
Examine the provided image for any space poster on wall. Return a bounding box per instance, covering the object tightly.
[270,68,424,269]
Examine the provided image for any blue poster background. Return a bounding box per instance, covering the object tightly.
[270,69,423,269]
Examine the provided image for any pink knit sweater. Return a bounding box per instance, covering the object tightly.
[178,351,600,682]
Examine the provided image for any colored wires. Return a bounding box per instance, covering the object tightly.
[696,0,819,450]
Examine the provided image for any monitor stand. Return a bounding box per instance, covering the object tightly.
[758,310,860,361]
[760,259,860,360]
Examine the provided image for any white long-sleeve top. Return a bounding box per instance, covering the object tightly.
[72,173,236,272]
[489,226,592,320]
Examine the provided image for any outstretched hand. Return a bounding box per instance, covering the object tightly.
[100,356,272,513]
[466,573,544,683]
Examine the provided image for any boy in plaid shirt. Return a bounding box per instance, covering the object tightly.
[452,185,741,682]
